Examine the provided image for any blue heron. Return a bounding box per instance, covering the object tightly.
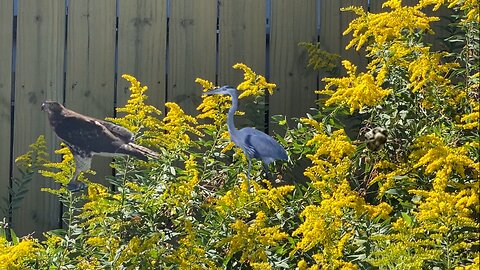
[204,85,288,190]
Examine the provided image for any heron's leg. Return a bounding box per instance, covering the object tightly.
[263,163,270,180]
[245,158,252,192]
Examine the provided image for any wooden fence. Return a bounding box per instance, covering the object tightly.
[0,0,410,237]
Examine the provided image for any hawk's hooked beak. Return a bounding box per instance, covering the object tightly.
[41,102,46,111]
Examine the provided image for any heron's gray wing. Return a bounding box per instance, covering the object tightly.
[97,120,134,143]
[241,128,288,163]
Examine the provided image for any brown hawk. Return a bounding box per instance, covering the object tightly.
[41,101,159,191]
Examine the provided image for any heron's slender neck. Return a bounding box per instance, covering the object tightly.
[227,92,239,135]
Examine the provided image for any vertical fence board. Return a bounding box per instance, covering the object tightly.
[117,0,167,111]
[218,0,266,86]
[320,0,368,72]
[269,0,318,129]
[320,0,368,138]
[0,0,13,217]
[13,0,65,236]
[168,0,217,115]
[65,0,117,184]
[218,0,267,129]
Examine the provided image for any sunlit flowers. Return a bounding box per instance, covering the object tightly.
[148,102,202,150]
[196,77,232,127]
[459,102,479,130]
[161,154,200,206]
[233,63,276,98]
[218,211,288,265]
[410,134,479,190]
[318,60,392,113]
[408,50,459,93]
[0,237,41,269]
[302,119,356,188]
[215,175,295,214]
[14,135,48,170]
[109,74,162,134]
[343,1,439,51]
[40,143,94,190]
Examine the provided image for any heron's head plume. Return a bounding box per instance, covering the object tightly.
[41,101,64,116]
[204,85,238,97]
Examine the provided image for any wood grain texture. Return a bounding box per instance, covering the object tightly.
[168,0,217,116]
[218,0,266,86]
[269,0,318,128]
[65,0,117,184]
[218,0,267,129]
[13,0,65,236]
[320,1,368,139]
[0,0,13,217]
[117,0,167,112]
[319,0,368,72]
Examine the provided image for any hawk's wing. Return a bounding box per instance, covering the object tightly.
[53,115,126,155]
[96,120,134,143]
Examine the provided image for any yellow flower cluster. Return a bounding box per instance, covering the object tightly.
[343,1,439,51]
[114,234,162,268]
[370,160,414,197]
[318,60,392,114]
[214,174,295,214]
[81,183,121,226]
[410,134,479,190]
[145,102,202,150]
[161,155,200,207]
[14,135,48,169]
[459,102,479,130]
[374,183,479,267]
[169,220,220,269]
[111,75,201,150]
[302,119,356,189]
[411,188,478,228]
[108,74,162,134]
[293,179,393,264]
[419,0,480,23]
[408,51,459,93]
[0,237,41,269]
[233,63,276,98]
[40,144,94,190]
[218,211,288,265]
[369,222,442,268]
[196,78,232,127]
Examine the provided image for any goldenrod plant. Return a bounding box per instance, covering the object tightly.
[0,0,478,269]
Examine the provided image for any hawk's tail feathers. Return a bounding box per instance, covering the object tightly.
[118,143,160,161]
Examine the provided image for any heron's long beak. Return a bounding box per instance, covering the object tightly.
[204,89,219,95]
[204,85,231,95]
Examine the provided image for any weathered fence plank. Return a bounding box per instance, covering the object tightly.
[0,0,13,218]
[218,0,267,129]
[269,0,318,129]
[218,0,266,86]
[168,0,217,116]
[319,0,368,139]
[13,0,65,236]
[65,0,117,185]
[320,0,368,70]
[117,0,167,112]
